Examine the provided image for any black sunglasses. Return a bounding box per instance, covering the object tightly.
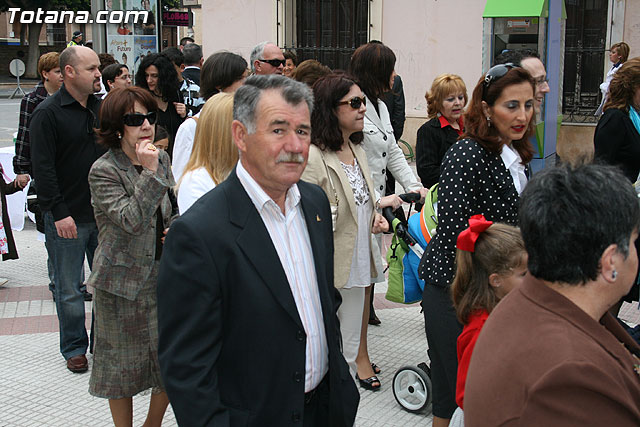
[123,111,157,126]
[338,96,366,109]
[482,63,518,100]
[259,58,286,67]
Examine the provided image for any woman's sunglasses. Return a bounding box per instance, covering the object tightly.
[123,111,157,126]
[482,63,518,101]
[338,96,366,109]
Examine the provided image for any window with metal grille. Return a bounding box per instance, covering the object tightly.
[283,0,369,71]
[562,0,608,123]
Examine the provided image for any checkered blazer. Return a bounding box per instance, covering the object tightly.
[14,82,48,175]
[88,148,176,300]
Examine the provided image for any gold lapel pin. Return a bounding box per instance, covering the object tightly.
[316,215,321,222]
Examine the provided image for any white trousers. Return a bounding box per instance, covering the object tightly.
[337,286,365,379]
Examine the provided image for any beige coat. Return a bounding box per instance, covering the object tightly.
[302,142,378,288]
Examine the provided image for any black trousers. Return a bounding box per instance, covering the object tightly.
[422,283,462,418]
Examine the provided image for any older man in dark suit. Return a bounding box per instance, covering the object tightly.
[157,74,359,426]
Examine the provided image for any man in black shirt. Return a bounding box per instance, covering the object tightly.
[31,46,106,373]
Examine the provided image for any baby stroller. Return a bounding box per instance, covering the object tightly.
[382,186,438,414]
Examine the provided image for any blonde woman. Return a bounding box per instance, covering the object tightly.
[176,92,237,214]
[416,74,468,188]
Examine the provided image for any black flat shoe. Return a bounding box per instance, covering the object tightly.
[356,374,381,391]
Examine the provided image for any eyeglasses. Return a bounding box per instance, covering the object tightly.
[123,111,157,126]
[259,58,286,68]
[338,96,366,109]
[534,76,549,86]
[482,63,518,100]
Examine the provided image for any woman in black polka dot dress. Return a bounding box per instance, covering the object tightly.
[417,65,536,426]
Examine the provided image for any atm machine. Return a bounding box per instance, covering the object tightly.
[482,0,566,172]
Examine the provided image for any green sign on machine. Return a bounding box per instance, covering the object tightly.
[483,0,566,18]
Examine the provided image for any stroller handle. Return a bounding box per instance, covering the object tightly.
[383,206,421,248]
[399,192,421,203]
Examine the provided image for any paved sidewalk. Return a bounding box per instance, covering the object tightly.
[1,219,639,426]
[0,220,436,426]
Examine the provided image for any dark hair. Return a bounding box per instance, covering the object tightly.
[183,43,203,66]
[180,36,194,47]
[97,86,158,149]
[603,57,640,113]
[462,67,535,163]
[451,223,525,324]
[494,49,540,67]
[311,73,363,151]
[200,51,248,100]
[102,63,128,91]
[283,50,298,65]
[291,59,331,87]
[98,53,116,72]
[349,42,396,101]
[520,163,640,284]
[135,53,180,102]
[161,47,184,67]
[154,125,169,142]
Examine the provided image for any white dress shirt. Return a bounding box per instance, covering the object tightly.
[236,161,328,392]
[500,144,528,195]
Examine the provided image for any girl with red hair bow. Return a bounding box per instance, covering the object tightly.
[449,216,527,426]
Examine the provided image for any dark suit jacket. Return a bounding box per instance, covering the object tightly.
[157,168,359,426]
[182,67,201,86]
[594,108,640,182]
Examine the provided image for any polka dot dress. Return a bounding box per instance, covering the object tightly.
[418,138,520,287]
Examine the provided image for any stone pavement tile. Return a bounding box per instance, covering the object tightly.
[0,333,177,426]
[356,306,433,426]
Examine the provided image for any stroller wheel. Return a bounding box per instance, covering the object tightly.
[392,365,432,414]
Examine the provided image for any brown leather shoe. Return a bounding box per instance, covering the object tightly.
[66,354,88,373]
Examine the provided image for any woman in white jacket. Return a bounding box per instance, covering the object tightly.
[348,41,426,389]
[596,42,629,117]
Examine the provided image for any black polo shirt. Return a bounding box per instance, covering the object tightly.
[30,84,106,223]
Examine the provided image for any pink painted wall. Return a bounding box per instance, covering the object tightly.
[201,0,275,62]
[380,0,486,118]
[624,0,640,59]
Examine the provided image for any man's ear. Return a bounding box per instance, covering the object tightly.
[180,63,186,73]
[253,60,261,73]
[232,120,248,153]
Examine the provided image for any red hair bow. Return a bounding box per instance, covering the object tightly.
[457,214,493,252]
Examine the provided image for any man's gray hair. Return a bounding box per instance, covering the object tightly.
[249,41,269,73]
[233,74,314,134]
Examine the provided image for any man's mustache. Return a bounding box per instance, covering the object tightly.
[276,153,305,164]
